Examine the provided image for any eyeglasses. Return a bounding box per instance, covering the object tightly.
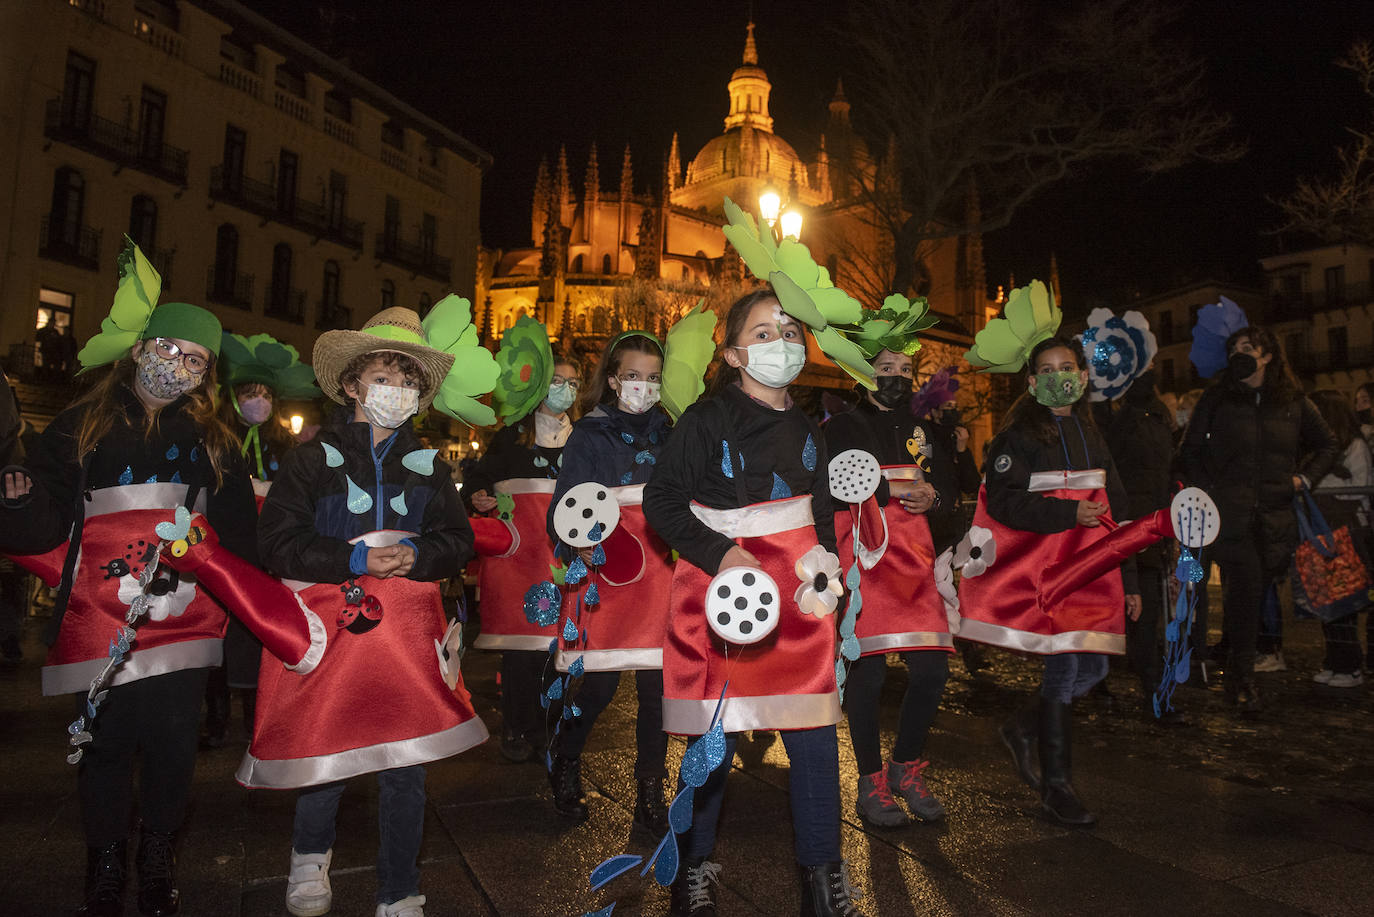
[151,338,210,374]
[552,375,581,389]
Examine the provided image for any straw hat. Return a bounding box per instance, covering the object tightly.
[312,307,455,410]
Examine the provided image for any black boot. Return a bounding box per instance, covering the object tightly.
[1226,677,1263,715]
[1038,699,1096,827]
[999,697,1040,790]
[669,855,721,916]
[634,775,670,834]
[78,840,126,917]
[136,828,180,916]
[548,754,588,820]
[799,861,862,916]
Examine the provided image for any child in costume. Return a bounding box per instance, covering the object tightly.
[242,303,493,917]
[824,343,955,828]
[958,292,1140,827]
[545,331,674,833]
[465,318,581,763]
[0,241,260,917]
[202,333,318,748]
[645,288,861,916]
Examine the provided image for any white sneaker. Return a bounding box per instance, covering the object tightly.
[1313,669,1334,684]
[286,849,332,917]
[376,895,426,917]
[1254,652,1287,672]
[1328,672,1365,688]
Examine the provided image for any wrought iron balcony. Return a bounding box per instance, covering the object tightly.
[39,215,101,270]
[205,267,254,310]
[210,165,364,250]
[265,287,306,323]
[374,232,452,284]
[316,302,352,331]
[44,98,189,186]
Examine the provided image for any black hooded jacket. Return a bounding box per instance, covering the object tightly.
[1177,374,1336,572]
[1092,374,1176,568]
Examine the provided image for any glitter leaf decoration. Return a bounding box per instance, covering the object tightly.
[345,475,373,515]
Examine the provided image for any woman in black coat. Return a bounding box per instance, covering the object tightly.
[1178,326,1336,712]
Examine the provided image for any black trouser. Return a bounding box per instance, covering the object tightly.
[844,651,949,776]
[1217,541,1274,685]
[78,667,209,846]
[556,668,667,779]
[1323,615,1365,675]
[501,649,550,739]
[1126,565,1165,695]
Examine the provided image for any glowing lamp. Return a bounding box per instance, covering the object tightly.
[289,414,304,435]
[779,207,803,241]
[758,188,781,227]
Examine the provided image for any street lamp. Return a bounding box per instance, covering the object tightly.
[289,414,304,436]
[758,187,782,227]
[779,206,803,241]
[758,186,803,241]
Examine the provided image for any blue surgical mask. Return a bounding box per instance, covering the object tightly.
[544,381,577,414]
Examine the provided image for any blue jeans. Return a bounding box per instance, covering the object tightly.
[680,725,841,867]
[1041,653,1108,704]
[293,765,426,905]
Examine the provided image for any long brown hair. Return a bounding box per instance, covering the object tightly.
[999,336,1098,443]
[1224,325,1299,401]
[514,353,584,448]
[581,333,663,414]
[72,356,241,488]
[706,288,779,396]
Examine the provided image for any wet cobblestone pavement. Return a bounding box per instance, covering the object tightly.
[2,598,1372,916]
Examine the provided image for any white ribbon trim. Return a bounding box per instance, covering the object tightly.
[42,637,223,696]
[555,646,662,672]
[495,478,557,496]
[956,617,1125,655]
[85,482,208,518]
[689,496,814,539]
[663,691,841,735]
[1027,469,1107,493]
[284,602,327,674]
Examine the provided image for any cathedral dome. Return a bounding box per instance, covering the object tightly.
[685,126,810,190]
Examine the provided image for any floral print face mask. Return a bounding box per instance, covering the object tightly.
[135,349,204,401]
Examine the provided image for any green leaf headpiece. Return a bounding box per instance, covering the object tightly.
[492,315,554,421]
[660,299,718,421]
[963,279,1062,373]
[219,333,320,399]
[852,293,939,358]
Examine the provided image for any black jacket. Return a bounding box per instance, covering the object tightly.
[0,385,257,562]
[1178,377,1337,572]
[462,420,564,513]
[258,421,474,584]
[1092,383,1176,569]
[984,413,1138,595]
[644,385,835,575]
[823,399,960,550]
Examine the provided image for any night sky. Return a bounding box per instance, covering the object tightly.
[243,0,1374,312]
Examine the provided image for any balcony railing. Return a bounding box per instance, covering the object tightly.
[205,267,254,310]
[374,233,452,284]
[68,0,108,23]
[1289,345,1374,375]
[265,287,306,323]
[45,97,189,186]
[210,165,364,250]
[323,114,357,147]
[218,60,262,100]
[39,215,101,270]
[274,89,311,124]
[1269,281,1374,320]
[316,302,352,331]
[417,163,446,191]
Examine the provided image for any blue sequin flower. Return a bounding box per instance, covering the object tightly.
[523,581,561,626]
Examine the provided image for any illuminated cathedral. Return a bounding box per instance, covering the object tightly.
[475,23,991,384]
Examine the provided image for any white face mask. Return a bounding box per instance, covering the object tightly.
[616,379,661,414]
[736,339,806,389]
[359,383,419,430]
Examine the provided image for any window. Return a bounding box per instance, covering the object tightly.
[421,212,436,258]
[61,51,95,129]
[572,254,584,273]
[1325,265,1346,306]
[383,196,400,250]
[1328,326,1349,366]
[602,253,612,274]
[327,172,347,230]
[221,124,246,193]
[138,86,166,162]
[380,279,395,309]
[417,292,432,317]
[48,166,85,246]
[1160,358,1175,390]
[324,91,351,122]
[1157,310,1173,346]
[128,195,157,249]
[1188,303,1202,330]
[322,260,340,309]
[37,287,74,335]
[277,149,298,215]
[269,243,293,311]
[213,223,239,296]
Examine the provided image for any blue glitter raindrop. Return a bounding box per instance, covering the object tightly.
[144,475,159,484]
[585,582,600,605]
[653,831,680,887]
[570,655,585,678]
[565,557,588,584]
[390,492,408,516]
[590,855,643,893]
[562,616,580,642]
[620,471,634,485]
[801,434,817,471]
[401,449,439,475]
[321,442,344,467]
[621,432,635,445]
[165,445,179,461]
[169,471,181,484]
[721,441,734,479]
[634,450,655,465]
[590,544,606,566]
[588,522,604,542]
[667,785,695,834]
[118,466,134,485]
[190,446,199,462]
[546,679,564,701]
[345,475,373,515]
[770,473,791,500]
[533,456,549,468]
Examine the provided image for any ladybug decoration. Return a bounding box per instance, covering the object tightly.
[101,558,131,580]
[336,579,384,634]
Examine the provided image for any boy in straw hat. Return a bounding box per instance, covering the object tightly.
[243,305,492,917]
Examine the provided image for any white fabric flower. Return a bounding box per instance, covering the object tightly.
[953,525,997,578]
[934,547,961,633]
[118,571,195,622]
[794,545,844,617]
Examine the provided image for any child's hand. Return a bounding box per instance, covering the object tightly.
[366,546,406,578]
[470,489,498,513]
[391,543,417,577]
[717,545,761,573]
[1075,500,1108,527]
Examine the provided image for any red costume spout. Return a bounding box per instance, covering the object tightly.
[1038,508,1175,613]
[471,517,515,556]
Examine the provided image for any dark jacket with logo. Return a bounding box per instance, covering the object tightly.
[258,421,473,584]
[1177,376,1336,573]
